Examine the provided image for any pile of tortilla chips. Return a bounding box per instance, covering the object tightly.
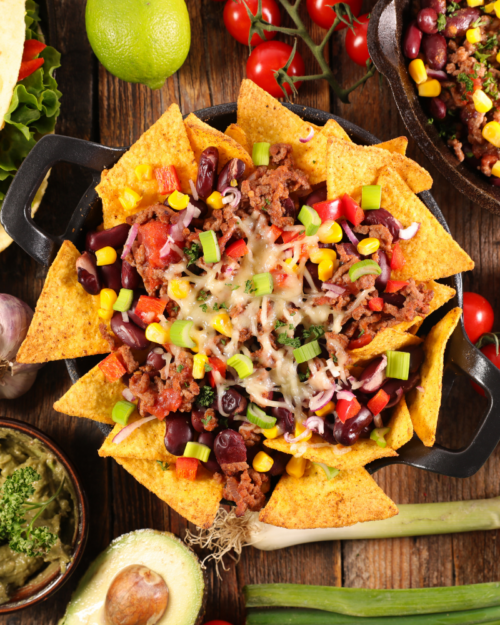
[18,80,473,530]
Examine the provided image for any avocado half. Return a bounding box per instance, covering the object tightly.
[59,529,206,625]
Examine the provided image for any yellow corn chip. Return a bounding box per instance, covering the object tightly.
[259,465,398,529]
[17,241,109,364]
[225,123,252,154]
[377,167,474,282]
[97,104,198,229]
[350,331,423,365]
[185,114,254,174]
[114,457,223,528]
[326,138,433,202]
[386,396,414,449]
[377,136,408,155]
[408,307,462,447]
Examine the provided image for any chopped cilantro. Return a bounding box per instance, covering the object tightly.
[176,365,184,373]
[171,306,179,313]
[298,367,310,382]
[358,329,365,338]
[219,417,229,429]
[289,324,294,330]
[213,302,228,311]
[245,279,256,294]
[275,319,287,329]
[226,283,240,291]
[201,416,212,426]
[478,35,497,51]
[197,290,209,302]
[184,242,202,267]
[204,363,213,372]
[332,354,338,363]
[265,198,271,205]
[447,1,460,13]
[465,151,474,158]
[199,303,209,313]
[220,339,227,346]
[290,312,296,316]
[277,333,301,348]
[302,325,325,340]
[471,17,484,27]
[427,118,434,125]
[437,12,446,31]
[457,72,474,93]
[156,461,170,471]
[198,386,215,407]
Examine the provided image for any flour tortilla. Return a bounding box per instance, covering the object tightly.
[0,0,25,130]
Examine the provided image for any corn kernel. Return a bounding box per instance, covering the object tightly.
[483,121,500,147]
[491,161,500,177]
[207,191,224,210]
[318,258,334,282]
[145,322,170,345]
[317,220,343,244]
[263,425,280,439]
[315,401,335,417]
[408,59,428,85]
[466,27,481,44]
[192,353,208,379]
[309,248,337,264]
[100,288,117,311]
[485,1,495,10]
[284,257,299,273]
[118,187,142,212]
[286,456,307,478]
[253,451,275,473]
[211,313,233,337]
[473,89,493,114]
[98,308,114,321]
[95,246,117,266]
[494,0,500,16]
[417,79,441,98]
[168,190,190,210]
[467,0,484,5]
[168,279,191,300]
[135,164,154,181]
[295,421,312,442]
[357,237,380,256]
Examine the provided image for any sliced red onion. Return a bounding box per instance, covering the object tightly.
[299,126,315,143]
[222,187,242,209]
[373,414,383,428]
[336,389,355,401]
[359,355,387,393]
[284,428,312,444]
[347,376,365,390]
[159,237,172,259]
[304,416,325,435]
[309,388,335,412]
[113,416,156,444]
[189,179,199,201]
[322,283,346,295]
[399,222,420,240]
[417,385,425,393]
[121,311,129,323]
[122,387,136,402]
[121,224,139,259]
[340,220,359,246]
[183,202,201,229]
[386,387,403,408]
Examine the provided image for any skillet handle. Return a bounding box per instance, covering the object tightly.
[367,0,401,75]
[1,134,126,266]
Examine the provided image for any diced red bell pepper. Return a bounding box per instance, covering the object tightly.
[271,270,288,288]
[367,389,390,416]
[336,397,361,424]
[368,297,384,312]
[313,199,343,223]
[269,225,283,242]
[281,230,305,244]
[385,280,409,293]
[22,39,47,61]
[155,165,181,195]
[348,334,373,350]
[390,241,406,271]
[225,238,249,259]
[18,58,44,82]
[208,357,227,388]
[176,457,199,481]
[341,194,365,227]
[149,389,183,420]
[135,295,167,324]
[98,353,127,383]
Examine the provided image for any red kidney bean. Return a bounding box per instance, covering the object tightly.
[272,407,294,433]
[191,408,206,433]
[422,33,447,70]
[86,224,130,252]
[334,407,373,446]
[196,147,219,200]
[375,250,390,293]
[429,97,447,120]
[282,197,297,219]
[268,450,289,476]
[121,260,141,290]
[305,183,327,206]
[382,292,406,308]
[198,431,215,449]
[76,252,101,295]
[127,294,147,329]
[362,208,402,241]
[403,21,423,59]
[221,389,247,415]
[305,261,322,290]
[99,258,122,292]
[402,344,425,373]
[359,356,387,393]
[188,197,209,219]
[217,158,246,193]
[422,0,446,14]
[146,350,166,372]
[165,416,195,456]
[110,312,149,350]
[443,8,480,38]
[417,8,438,34]
[426,68,448,81]
[341,243,361,258]
[214,429,247,466]
[202,451,222,474]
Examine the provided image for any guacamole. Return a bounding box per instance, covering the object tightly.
[0,427,77,605]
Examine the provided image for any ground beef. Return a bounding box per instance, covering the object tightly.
[163,350,200,412]
[270,143,294,167]
[116,345,139,374]
[448,137,465,162]
[354,224,393,253]
[221,461,249,476]
[223,468,270,516]
[203,408,218,432]
[325,333,351,365]
[126,203,176,226]
[239,422,262,447]
[99,323,120,351]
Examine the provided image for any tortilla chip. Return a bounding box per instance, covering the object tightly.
[225,123,252,154]
[377,167,474,282]
[185,114,254,174]
[97,104,198,229]
[326,138,433,202]
[54,363,124,425]
[114,457,223,528]
[386,396,414,449]
[17,241,109,364]
[408,307,462,447]
[259,465,398,529]
[350,331,423,365]
[377,137,408,155]
[99,415,175,463]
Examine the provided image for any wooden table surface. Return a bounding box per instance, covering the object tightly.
[1,0,500,623]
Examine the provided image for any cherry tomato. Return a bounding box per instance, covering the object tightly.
[472,343,500,397]
[306,0,362,31]
[345,14,371,67]
[223,0,281,46]
[246,41,305,97]
[463,292,494,344]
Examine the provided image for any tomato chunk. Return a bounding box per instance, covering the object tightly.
[155,165,181,195]
[367,389,390,416]
[271,270,288,287]
[281,230,305,244]
[135,295,167,324]
[23,39,47,61]
[208,357,227,388]
[385,280,409,293]
[18,58,44,81]
[149,389,183,420]
[313,199,343,223]
[98,353,127,383]
[368,297,384,312]
[390,241,406,271]
[225,239,249,259]
[348,334,373,350]
[269,225,283,242]
[336,397,361,424]
[176,457,199,481]
[341,194,365,226]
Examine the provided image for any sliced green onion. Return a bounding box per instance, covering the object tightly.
[184,441,211,462]
[386,350,410,380]
[298,205,321,236]
[252,272,274,297]
[247,403,277,429]
[293,340,321,364]
[199,230,221,263]
[227,353,254,379]
[370,427,390,448]
[170,319,196,349]
[112,400,135,425]
[348,259,381,282]
[314,463,340,481]
[112,288,134,312]
[252,142,271,166]
[361,184,382,210]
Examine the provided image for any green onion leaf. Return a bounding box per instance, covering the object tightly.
[112,400,136,425]
[252,272,274,297]
[361,185,382,210]
[370,427,390,448]
[386,350,410,380]
[252,142,271,166]
[183,441,211,462]
[298,205,321,236]
[314,462,340,480]
[227,354,254,379]
[348,259,381,282]
[112,288,134,312]
[247,403,277,429]
[170,320,196,349]
[293,340,321,364]
[199,230,221,264]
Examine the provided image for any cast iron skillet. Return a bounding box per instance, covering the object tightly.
[3,103,500,479]
[367,0,500,217]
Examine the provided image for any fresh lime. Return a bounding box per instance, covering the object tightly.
[85,0,191,90]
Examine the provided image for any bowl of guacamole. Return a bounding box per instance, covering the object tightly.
[0,418,88,613]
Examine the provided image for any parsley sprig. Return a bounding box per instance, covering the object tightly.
[197,386,215,407]
[184,242,202,267]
